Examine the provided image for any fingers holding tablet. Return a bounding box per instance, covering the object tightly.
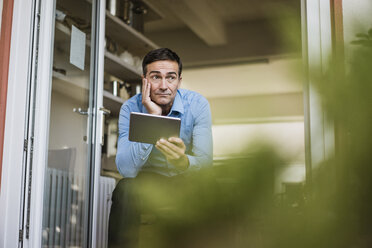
[156,138,185,157]
[156,138,189,170]
[167,137,185,149]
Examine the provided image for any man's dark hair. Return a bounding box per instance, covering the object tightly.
[142,48,182,77]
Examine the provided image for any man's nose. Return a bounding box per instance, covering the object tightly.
[159,78,167,89]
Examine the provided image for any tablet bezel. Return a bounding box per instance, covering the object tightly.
[129,112,181,144]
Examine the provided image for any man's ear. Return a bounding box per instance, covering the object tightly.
[177,76,182,89]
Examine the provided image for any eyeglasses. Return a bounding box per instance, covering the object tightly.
[147,74,178,84]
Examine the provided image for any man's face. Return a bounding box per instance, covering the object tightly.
[144,60,181,107]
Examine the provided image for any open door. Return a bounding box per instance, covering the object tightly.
[41,0,100,247]
[16,0,105,247]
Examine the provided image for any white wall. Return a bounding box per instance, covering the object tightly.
[182,58,303,98]
[212,122,305,161]
[182,58,304,157]
[182,58,305,190]
[182,58,304,123]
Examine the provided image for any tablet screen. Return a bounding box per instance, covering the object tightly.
[129,112,181,144]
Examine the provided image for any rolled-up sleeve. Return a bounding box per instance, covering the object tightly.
[115,103,153,178]
[186,97,213,170]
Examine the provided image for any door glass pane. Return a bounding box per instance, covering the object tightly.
[42,0,94,247]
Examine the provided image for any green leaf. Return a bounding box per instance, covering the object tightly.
[356,33,369,39]
[368,28,372,37]
[351,40,365,45]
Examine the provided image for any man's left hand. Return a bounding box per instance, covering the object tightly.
[155,137,189,170]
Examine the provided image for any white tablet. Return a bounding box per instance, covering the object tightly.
[129,112,181,144]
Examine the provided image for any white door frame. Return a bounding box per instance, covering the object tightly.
[23,0,56,246]
[90,0,106,246]
[0,0,105,246]
[0,0,43,246]
[302,0,335,186]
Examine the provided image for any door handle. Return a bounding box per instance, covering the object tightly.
[99,107,111,115]
[73,108,89,115]
[99,107,111,146]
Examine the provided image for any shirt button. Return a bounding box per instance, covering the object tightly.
[141,157,145,160]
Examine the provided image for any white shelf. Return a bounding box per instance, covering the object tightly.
[52,71,89,103]
[54,22,92,71]
[104,51,142,82]
[103,90,126,117]
[105,11,159,56]
[103,90,125,104]
[58,0,160,56]
[55,22,142,83]
[52,72,126,117]
[56,0,160,179]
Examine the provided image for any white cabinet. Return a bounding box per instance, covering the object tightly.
[52,0,161,176]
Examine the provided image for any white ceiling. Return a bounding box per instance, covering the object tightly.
[145,0,300,32]
[143,0,301,67]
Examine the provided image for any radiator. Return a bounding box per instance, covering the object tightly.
[95,176,116,248]
[42,168,115,248]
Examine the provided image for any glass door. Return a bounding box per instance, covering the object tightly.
[41,0,98,247]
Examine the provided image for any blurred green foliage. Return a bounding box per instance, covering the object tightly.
[351,28,372,47]
[134,27,372,248]
[137,146,281,248]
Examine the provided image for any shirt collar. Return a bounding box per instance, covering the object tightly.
[169,90,184,116]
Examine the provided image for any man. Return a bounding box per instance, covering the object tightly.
[108,48,213,247]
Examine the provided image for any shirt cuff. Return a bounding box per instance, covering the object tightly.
[186,155,200,171]
[139,143,153,161]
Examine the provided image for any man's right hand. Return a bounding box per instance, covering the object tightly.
[141,78,162,115]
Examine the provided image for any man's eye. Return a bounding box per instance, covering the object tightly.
[167,76,176,81]
[151,75,160,80]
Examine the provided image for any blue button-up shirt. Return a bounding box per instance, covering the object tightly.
[116,89,213,178]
